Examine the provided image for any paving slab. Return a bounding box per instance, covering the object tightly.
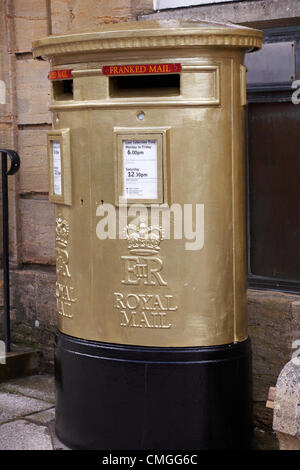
[24,407,55,425]
[0,391,52,423]
[0,374,55,404]
[0,420,53,450]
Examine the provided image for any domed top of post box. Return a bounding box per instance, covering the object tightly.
[32,19,263,60]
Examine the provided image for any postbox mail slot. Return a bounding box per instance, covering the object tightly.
[52,79,73,101]
[109,74,180,98]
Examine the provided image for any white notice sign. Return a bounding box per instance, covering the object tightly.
[52,140,62,196]
[123,140,158,199]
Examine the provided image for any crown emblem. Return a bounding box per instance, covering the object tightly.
[56,217,69,249]
[123,219,164,255]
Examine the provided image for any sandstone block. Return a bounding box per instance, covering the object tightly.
[19,198,55,264]
[0,124,14,149]
[14,0,48,53]
[16,59,51,125]
[49,0,70,35]
[0,6,13,122]
[18,128,50,193]
[9,268,57,371]
[51,0,138,34]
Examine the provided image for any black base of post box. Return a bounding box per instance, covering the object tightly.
[55,331,253,450]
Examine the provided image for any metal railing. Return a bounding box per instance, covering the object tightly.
[0,149,20,352]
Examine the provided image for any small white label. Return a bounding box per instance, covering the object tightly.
[123,139,158,199]
[52,140,62,196]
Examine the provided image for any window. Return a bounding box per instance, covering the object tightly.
[246,27,300,292]
[247,102,300,289]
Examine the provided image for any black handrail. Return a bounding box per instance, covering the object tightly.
[0,149,20,352]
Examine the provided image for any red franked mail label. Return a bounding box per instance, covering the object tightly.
[48,69,73,80]
[102,63,181,75]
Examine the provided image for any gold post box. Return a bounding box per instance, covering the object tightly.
[33,20,263,450]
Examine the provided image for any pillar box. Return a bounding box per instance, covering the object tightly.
[33,20,263,450]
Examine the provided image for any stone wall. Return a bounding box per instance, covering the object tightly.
[248,290,300,434]
[50,0,153,34]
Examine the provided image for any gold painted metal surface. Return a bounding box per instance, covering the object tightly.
[35,20,263,347]
[32,19,262,59]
